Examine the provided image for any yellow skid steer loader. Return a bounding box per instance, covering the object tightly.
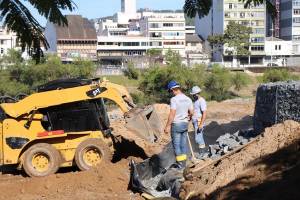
[0,78,163,177]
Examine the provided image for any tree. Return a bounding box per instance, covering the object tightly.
[0,0,76,62]
[184,0,275,19]
[208,21,252,64]
[165,49,182,66]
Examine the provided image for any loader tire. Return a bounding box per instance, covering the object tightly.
[23,143,61,177]
[75,138,112,171]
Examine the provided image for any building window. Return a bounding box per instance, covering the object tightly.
[293,0,300,7]
[251,37,264,43]
[0,40,4,45]
[163,41,184,45]
[229,3,233,9]
[240,12,245,18]
[150,32,162,37]
[163,23,173,27]
[251,45,264,51]
[293,17,300,23]
[150,23,161,28]
[294,9,300,15]
[275,45,277,50]
[123,42,140,46]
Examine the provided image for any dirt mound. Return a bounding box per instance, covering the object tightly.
[180,120,300,199]
[110,104,171,156]
[110,100,255,157]
[0,160,140,200]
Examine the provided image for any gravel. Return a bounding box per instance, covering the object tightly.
[207,129,256,159]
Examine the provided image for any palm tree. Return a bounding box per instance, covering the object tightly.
[184,0,276,19]
[0,0,76,62]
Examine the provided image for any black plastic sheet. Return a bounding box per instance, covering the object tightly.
[130,143,183,198]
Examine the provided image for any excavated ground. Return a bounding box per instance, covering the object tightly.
[0,99,257,200]
[180,120,300,200]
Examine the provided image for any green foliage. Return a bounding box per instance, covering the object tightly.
[261,69,299,83]
[130,91,155,106]
[139,62,208,103]
[208,21,251,57]
[146,49,162,56]
[232,72,251,91]
[124,63,139,80]
[185,14,195,26]
[0,0,75,63]
[165,49,182,66]
[205,66,233,101]
[0,54,96,96]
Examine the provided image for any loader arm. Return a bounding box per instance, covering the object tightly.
[0,79,163,143]
[0,80,132,118]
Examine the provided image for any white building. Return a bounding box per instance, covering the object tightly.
[115,0,140,25]
[0,26,18,56]
[195,0,267,67]
[185,34,209,65]
[140,11,186,57]
[264,37,292,66]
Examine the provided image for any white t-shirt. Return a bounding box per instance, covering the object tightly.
[192,97,207,121]
[170,93,193,123]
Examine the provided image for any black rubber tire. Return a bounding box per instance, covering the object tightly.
[23,143,61,177]
[75,138,112,171]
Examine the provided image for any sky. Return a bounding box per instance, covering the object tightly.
[26,0,185,26]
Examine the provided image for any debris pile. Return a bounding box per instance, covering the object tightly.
[254,81,300,133]
[181,120,300,199]
[208,129,256,159]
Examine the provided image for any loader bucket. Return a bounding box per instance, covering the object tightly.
[125,105,163,143]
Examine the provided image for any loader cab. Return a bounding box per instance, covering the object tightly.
[38,79,111,134]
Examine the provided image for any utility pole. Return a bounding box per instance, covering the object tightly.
[270,23,274,66]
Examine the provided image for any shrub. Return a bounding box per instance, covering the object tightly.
[231,72,251,91]
[262,69,294,83]
[139,64,208,103]
[0,54,96,96]
[204,66,233,101]
[124,63,139,80]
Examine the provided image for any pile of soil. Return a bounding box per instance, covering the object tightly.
[0,160,141,200]
[180,120,300,200]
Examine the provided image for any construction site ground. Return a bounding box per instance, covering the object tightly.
[0,98,299,200]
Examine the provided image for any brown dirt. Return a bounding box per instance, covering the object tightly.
[0,99,256,200]
[0,159,142,200]
[180,120,300,200]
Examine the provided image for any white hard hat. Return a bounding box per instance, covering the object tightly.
[190,86,202,95]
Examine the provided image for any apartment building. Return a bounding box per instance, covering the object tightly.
[45,15,97,62]
[140,11,186,57]
[196,0,266,67]
[280,0,300,55]
[0,26,18,56]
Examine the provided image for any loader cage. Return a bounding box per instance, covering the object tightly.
[39,99,110,133]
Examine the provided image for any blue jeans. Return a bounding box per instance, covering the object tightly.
[171,122,188,162]
[192,119,205,146]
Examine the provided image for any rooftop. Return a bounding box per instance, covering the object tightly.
[186,34,203,43]
[55,15,97,40]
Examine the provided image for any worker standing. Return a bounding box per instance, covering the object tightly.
[190,86,207,156]
[164,81,193,168]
